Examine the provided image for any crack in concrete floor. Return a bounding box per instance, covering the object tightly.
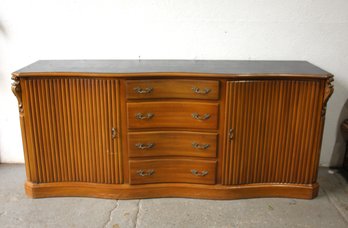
[321,187,348,225]
[320,170,348,226]
[134,200,141,228]
[103,200,119,228]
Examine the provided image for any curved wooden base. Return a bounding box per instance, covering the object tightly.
[25,181,319,200]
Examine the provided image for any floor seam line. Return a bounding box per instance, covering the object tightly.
[321,187,348,225]
[103,200,119,228]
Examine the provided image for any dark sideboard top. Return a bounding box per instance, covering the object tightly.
[13,60,332,79]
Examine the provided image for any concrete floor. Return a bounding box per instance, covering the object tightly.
[1,165,348,228]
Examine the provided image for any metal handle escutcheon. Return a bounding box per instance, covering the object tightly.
[135,143,155,150]
[192,87,211,95]
[191,169,208,177]
[137,169,155,176]
[192,142,210,150]
[191,113,211,121]
[134,87,153,94]
[135,113,154,120]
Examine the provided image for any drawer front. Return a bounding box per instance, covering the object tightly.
[128,131,218,158]
[126,79,219,100]
[129,159,216,184]
[127,102,219,129]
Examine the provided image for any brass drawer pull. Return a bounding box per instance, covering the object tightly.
[191,113,211,121]
[192,142,210,150]
[135,113,154,120]
[192,87,211,95]
[111,127,117,139]
[137,169,155,176]
[191,169,208,177]
[229,128,234,140]
[135,143,155,150]
[134,87,153,94]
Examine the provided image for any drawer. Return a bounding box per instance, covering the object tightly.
[128,131,218,158]
[126,79,219,100]
[127,102,219,130]
[129,159,216,184]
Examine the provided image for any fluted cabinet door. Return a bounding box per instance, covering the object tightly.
[222,80,325,185]
[21,78,123,184]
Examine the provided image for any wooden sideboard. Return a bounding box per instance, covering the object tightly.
[12,60,334,199]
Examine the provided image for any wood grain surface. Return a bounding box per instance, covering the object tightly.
[25,181,319,200]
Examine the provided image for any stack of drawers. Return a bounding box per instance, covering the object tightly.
[126,79,220,185]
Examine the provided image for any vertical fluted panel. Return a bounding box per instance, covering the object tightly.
[25,78,122,184]
[223,80,324,185]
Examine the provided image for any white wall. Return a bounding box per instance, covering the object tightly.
[1,0,348,166]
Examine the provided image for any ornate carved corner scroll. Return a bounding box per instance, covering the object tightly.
[322,77,334,116]
[11,75,23,113]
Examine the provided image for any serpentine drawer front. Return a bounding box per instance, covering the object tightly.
[127,102,219,129]
[128,131,218,158]
[12,60,333,200]
[129,159,216,185]
[126,79,220,99]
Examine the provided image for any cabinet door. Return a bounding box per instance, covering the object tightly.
[22,78,123,184]
[222,80,325,185]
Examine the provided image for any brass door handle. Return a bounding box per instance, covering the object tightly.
[111,128,117,139]
[191,169,208,177]
[134,87,153,94]
[192,87,211,95]
[191,113,211,121]
[135,113,154,120]
[229,128,234,140]
[135,143,155,150]
[137,169,155,176]
[192,142,210,150]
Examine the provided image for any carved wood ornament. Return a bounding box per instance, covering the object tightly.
[11,75,23,113]
[322,77,334,116]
